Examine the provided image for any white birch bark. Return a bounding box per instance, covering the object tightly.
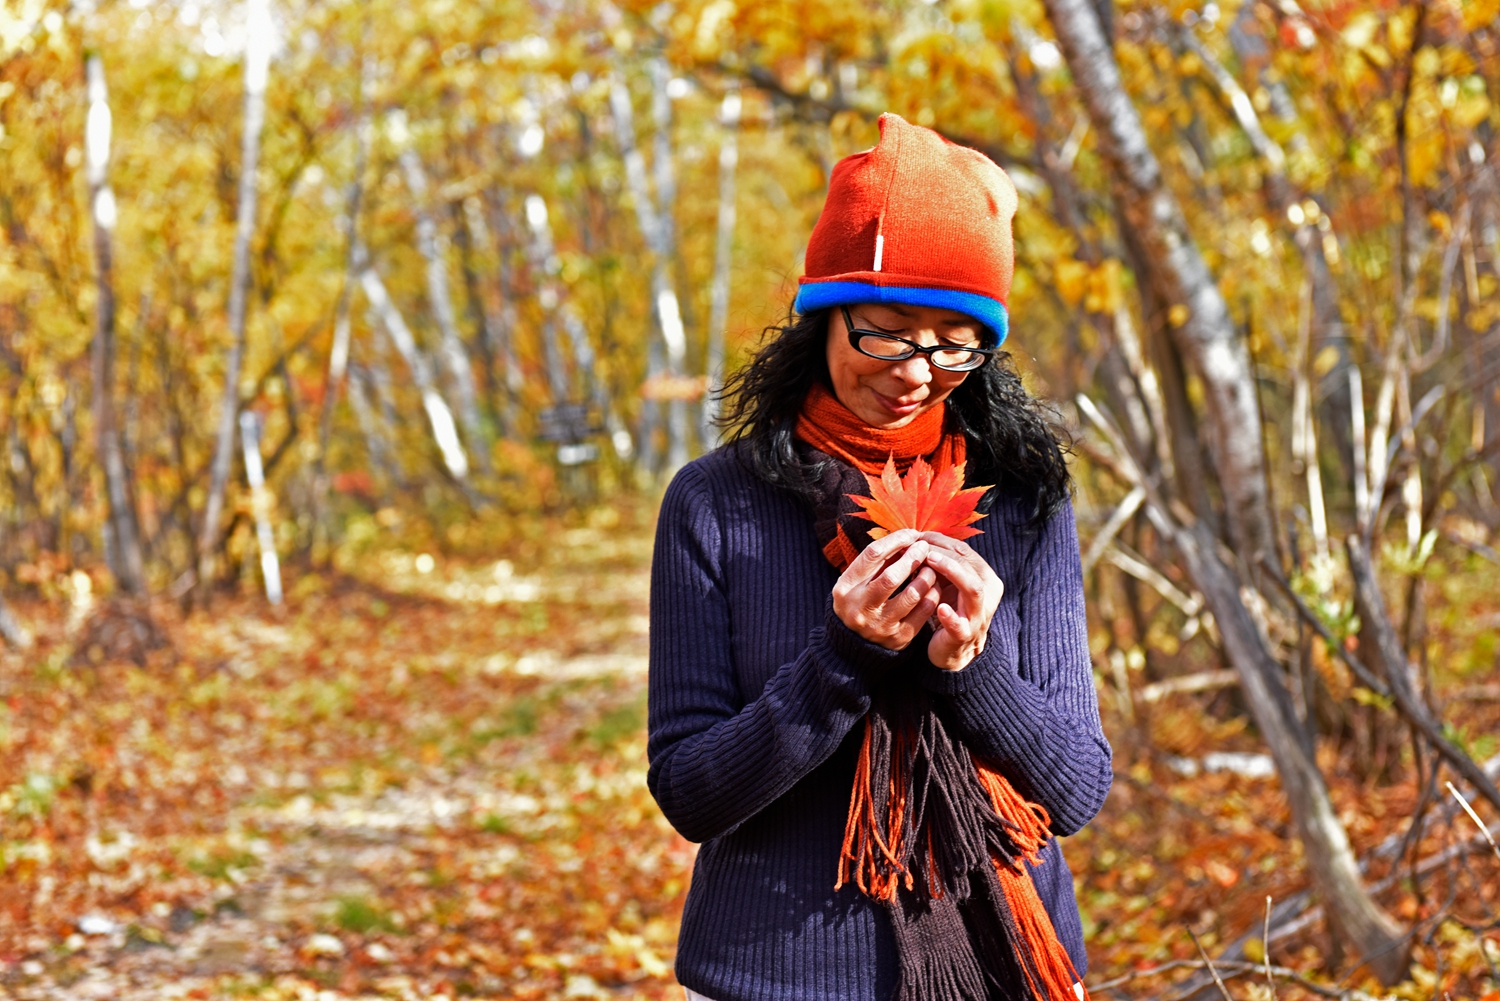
[399,144,490,470]
[1044,0,1276,568]
[701,88,740,451]
[480,193,528,433]
[238,411,282,604]
[1047,0,1405,976]
[345,363,399,492]
[1291,283,1330,568]
[358,337,408,483]
[523,195,578,405]
[609,72,688,472]
[0,589,30,649]
[1198,17,1356,472]
[311,60,373,554]
[1079,396,1407,983]
[1394,369,1424,553]
[459,196,518,435]
[85,53,146,596]
[650,59,690,471]
[523,194,633,460]
[196,0,272,604]
[359,261,470,479]
[1349,367,1371,536]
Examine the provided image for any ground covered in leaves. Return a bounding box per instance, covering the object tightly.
[0,506,1496,1000]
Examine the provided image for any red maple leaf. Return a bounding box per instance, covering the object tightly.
[848,455,990,540]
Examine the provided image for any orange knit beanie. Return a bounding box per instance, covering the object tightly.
[793,113,1019,345]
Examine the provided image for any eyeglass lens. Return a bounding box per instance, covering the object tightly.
[854,333,987,371]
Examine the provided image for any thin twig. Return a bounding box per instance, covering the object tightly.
[1446,781,1500,862]
[1090,958,1352,998]
[1264,895,1278,1001]
[1082,484,1147,574]
[1261,558,1500,814]
[1188,928,1233,1001]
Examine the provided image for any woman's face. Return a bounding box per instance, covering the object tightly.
[825,302,984,428]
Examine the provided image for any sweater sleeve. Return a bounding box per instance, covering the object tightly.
[916,497,1112,836]
[646,464,904,844]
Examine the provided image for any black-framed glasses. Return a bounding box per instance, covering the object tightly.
[841,306,994,373]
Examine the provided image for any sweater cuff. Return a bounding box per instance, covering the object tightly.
[820,598,911,675]
[915,626,1011,695]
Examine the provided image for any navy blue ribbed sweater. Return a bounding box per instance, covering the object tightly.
[647,444,1112,1001]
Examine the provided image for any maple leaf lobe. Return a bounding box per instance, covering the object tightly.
[849,456,990,540]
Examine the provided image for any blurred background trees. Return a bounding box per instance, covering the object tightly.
[1,0,1499,983]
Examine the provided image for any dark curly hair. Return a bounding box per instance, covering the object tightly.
[714,309,1072,527]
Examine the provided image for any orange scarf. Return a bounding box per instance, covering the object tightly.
[795,383,1086,1001]
[795,383,967,570]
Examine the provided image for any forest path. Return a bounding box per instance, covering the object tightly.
[0,515,693,1001]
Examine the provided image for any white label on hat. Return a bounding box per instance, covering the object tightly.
[873,234,884,272]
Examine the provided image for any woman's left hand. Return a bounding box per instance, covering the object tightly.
[917,533,1004,672]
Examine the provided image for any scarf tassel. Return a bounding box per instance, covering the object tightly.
[838,702,1089,1001]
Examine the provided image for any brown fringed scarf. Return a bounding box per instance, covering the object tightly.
[796,383,1087,1001]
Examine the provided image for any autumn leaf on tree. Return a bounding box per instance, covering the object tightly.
[849,456,990,541]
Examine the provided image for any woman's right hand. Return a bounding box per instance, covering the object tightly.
[832,529,941,650]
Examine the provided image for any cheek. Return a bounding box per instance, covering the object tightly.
[925,372,970,400]
[826,336,877,386]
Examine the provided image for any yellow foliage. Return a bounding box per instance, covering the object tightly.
[1340,13,1381,49]
[1084,259,1124,315]
[1055,258,1090,306]
[1451,90,1491,129]
[1463,0,1500,33]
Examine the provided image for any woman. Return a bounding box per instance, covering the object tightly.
[648,114,1111,1001]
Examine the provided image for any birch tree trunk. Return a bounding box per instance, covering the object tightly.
[0,588,30,649]
[1189,18,1355,474]
[522,193,632,460]
[359,261,470,480]
[343,362,397,493]
[1045,0,1275,569]
[523,195,578,406]
[1168,521,1406,982]
[649,59,690,471]
[85,53,146,596]
[478,191,526,436]
[400,144,490,471]
[453,197,506,433]
[1047,0,1407,976]
[239,411,282,605]
[311,60,372,559]
[196,0,272,606]
[609,73,689,475]
[700,87,739,451]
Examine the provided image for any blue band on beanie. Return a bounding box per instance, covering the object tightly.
[793,281,1010,346]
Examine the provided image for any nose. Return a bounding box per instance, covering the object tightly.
[886,352,933,388]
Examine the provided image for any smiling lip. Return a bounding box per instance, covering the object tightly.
[872,389,925,416]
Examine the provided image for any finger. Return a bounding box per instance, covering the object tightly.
[867,540,931,602]
[899,585,941,631]
[845,529,920,583]
[918,535,997,589]
[924,549,985,601]
[917,533,980,562]
[916,531,967,552]
[934,602,973,641]
[888,566,937,615]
